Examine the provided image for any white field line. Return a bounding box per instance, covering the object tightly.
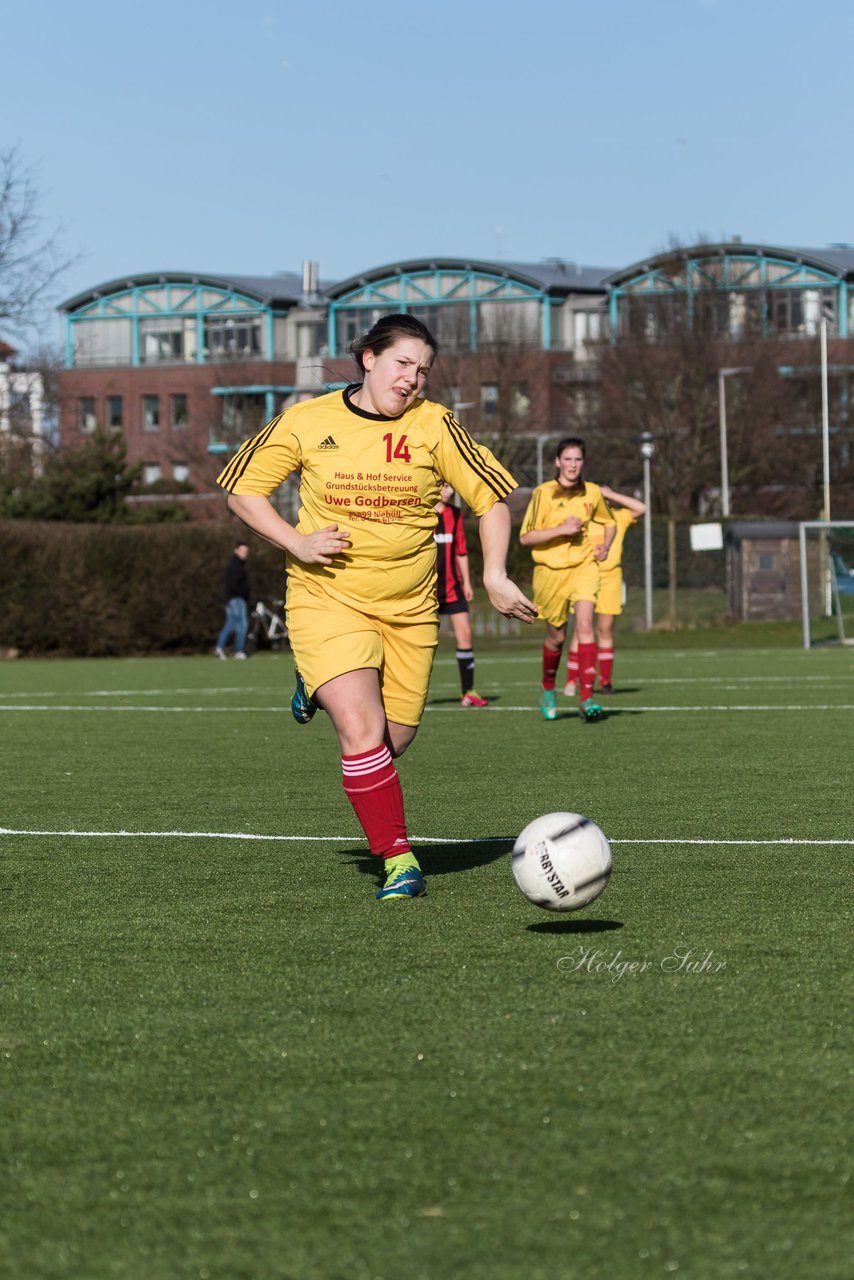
[0,827,852,847]
[1,672,851,701]
[0,687,260,698]
[1,703,854,714]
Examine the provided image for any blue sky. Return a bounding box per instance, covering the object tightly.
[5,0,854,341]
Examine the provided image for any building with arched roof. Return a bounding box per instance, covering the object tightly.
[57,257,612,491]
[56,241,854,503]
[606,242,854,342]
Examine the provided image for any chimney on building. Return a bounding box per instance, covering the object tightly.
[302,260,319,296]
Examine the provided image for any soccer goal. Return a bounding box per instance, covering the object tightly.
[798,521,854,648]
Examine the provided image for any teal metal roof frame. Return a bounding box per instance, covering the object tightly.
[60,271,306,312]
[63,277,290,368]
[607,244,850,338]
[327,259,573,355]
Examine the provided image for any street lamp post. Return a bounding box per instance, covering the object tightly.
[820,318,832,616]
[717,366,751,518]
[820,318,831,524]
[640,432,655,631]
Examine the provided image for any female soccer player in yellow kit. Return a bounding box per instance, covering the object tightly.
[217,314,537,901]
[520,437,615,722]
[565,485,646,696]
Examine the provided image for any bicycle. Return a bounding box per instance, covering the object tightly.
[246,598,289,654]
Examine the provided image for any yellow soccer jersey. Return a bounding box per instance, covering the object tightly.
[520,480,615,569]
[589,506,637,571]
[217,387,517,616]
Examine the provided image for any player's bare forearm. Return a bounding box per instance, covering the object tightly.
[479,502,538,622]
[484,575,538,621]
[601,485,646,517]
[226,493,351,565]
[479,500,511,575]
[457,555,474,601]
[520,517,581,546]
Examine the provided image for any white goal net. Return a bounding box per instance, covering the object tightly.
[798,521,854,648]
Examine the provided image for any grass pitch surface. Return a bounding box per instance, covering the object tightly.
[2,640,852,1279]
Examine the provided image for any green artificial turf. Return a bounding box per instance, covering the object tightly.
[1,643,852,1279]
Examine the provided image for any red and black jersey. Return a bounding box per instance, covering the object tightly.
[434,503,468,605]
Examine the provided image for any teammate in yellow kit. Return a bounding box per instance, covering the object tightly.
[565,486,646,696]
[217,314,536,901]
[520,438,615,722]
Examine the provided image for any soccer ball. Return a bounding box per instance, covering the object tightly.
[512,812,612,912]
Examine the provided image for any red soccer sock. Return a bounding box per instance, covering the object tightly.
[341,746,411,859]
[578,643,598,702]
[566,651,580,686]
[598,647,614,686]
[542,644,562,691]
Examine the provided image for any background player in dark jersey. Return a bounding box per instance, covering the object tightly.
[435,482,488,707]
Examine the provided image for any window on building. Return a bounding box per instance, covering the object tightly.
[142,395,160,431]
[480,384,499,418]
[413,304,471,353]
[142,464,162,485]
[335,309,388,356]
[747,287,835,339]
[106,395,123,428]
[139,317,197,363]
[73,318,132,366]
[172,463,190,484]
[573,311,602,347]
[477,300,539,350]
[621,295,687,342]
[78,397,97,432]
[170,394,188,428]
[204,315,262,359]
[297,323,326,358]
[512,383,531,418]
[221,393,266,440]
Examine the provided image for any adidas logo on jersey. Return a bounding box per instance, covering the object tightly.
[317,435,338,450]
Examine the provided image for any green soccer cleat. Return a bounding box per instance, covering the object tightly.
[376,865,427,901]
[539,688,558,721]
[580,698,604,723]
[291,669,318,724]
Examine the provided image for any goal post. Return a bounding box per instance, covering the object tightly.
[798,520,854,649]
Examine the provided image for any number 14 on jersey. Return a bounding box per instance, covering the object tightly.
[383,433,411,464]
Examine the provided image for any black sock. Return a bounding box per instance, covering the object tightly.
[457,649,475,694]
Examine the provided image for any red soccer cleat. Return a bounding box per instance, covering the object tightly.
[460,690,489,708]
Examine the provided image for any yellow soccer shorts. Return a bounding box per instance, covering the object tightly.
[594,566,624,616]
[532,560,600,628]
[286,583,439,727]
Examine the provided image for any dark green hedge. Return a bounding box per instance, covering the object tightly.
[0,513,725,657]
[0,520,288,657]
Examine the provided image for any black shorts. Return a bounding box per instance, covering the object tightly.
[438,598,470,616]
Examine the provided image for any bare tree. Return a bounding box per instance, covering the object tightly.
[432,301,546,483]
[594,272,790,518]
[0,148,75,341]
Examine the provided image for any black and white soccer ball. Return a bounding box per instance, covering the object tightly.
[512,812,612,912]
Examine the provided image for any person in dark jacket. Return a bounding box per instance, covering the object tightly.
[215,540,251,659]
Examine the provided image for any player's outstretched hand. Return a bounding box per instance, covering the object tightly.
[483,573,538,623]
[295,524,352,565]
